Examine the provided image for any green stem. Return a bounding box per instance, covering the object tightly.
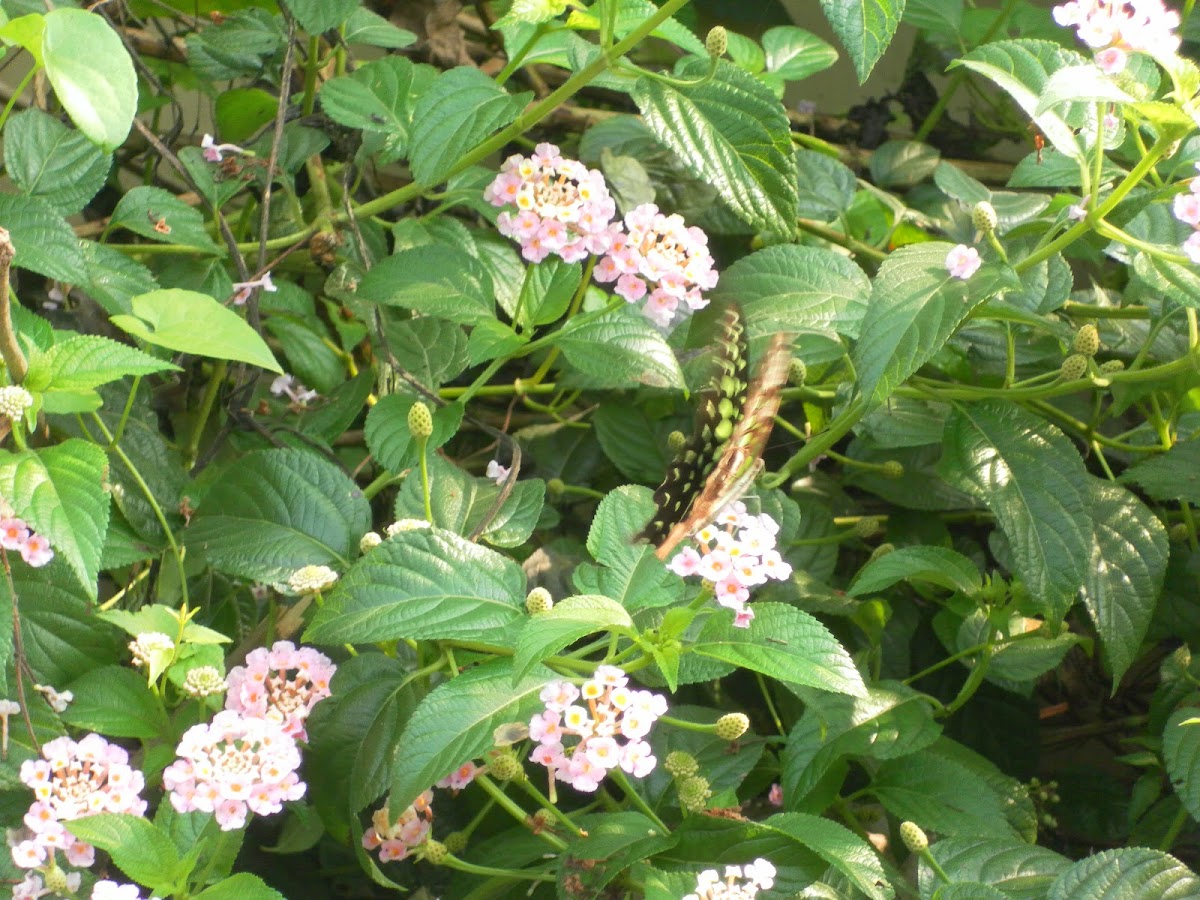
[185,361,226,470]
[0,67,36,136]
[762,396,866,490]
[442,853,555,884]
[495,23,551,86]
[473,775,568,851]
[1158,803,1190,851]
[301,36,320,117]
[417,436,433,523]
[111,376,141,447]
[609,768,668,832]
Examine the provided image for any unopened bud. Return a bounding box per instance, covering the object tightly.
[1072,324,1100,357]
[705,26,727,59]
[359,531,382,553]
[0,385,33,423]
[443,831,468,853]
[715,712,749,740]
[488,749,524,781]
[667,430,687,454]
[972,201,998,234]
[43,865,70,894]
[678,775,712,812]
[1099,359,1125,374]
[547,477,565,498]
[664,750,699,778]
[788,358,807,386]
[854,517,881,540]
[408,401,433,438]
[423,839,448,865]
[526,586,553,614]
[1059,353,1088,381]
[881,460,904,479]
[1169,523,1190,543]
[899,821,928,853]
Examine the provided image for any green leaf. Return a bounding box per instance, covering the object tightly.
[763,26,839,82]
[62,665,169,739]
[0,13,45,67]
[1164,707,1200,824]
[869,140,941,188]
[358,245,494,325]
[111,186,220,252]
[409,66,529,187]
[693,603,867,697]
[304,528,526,644]
[389,658,550,813]
[67,813,182,894]
[952,40,1089,161]
[555,304,685,389]
[42,8,137,151]
[78,241,158,316]
[393,455,544,548]
[633,59,796,235]
[0,440,109,598]
[1120,440,1200,506]
[1047,848,1200,899]
[281,0,359,34]
[713,244,869,342]
[939,403,1090,621]
[514,595,633,682]
[919,837,1069,900]
[1078,480,1167,688]
[762,812,890,900]
[818,0,904,82]
[364,396,462,472]
[1037,63,1134,113]
[186,448,371,583]
[214,88,278,144]
[0,192,87,282]
[193,874,288,900]
[853,243,1019,408]
[849,546,982,597]
[26,335,178,395]
[111,289,282,373]
[318,57,431,164]
[344,8,416,48]
[516,257,580,329]
[4,108,111,215]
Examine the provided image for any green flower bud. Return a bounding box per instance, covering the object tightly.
[1169,523,1191,543]
[664,750,700,778]
[443,831,468,854]
[882,460,904,479]
[1072,324,1100,357]
[408,401,433,438]
[547,477,565,498]
[1099,359,1125,374]
[43,864,70,894]
[526,586,554,614]
[705,26,727,59]
[715,712,750,741]
[788,358,807,386]
[359,531,383,553]
[899,821,929,853]
[668,430,687,454]
[423,839,449,865]
[853,517,881,540]
[972,201,998,234]
[1059,353,1088,381]
[678,775,712,812]
[488,749,524,782]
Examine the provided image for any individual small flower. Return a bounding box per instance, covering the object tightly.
[92,882,151,900]
[386,518,431,536]
[528,666,666,793]
[682,859,776,900]
[13,872,51,899]
[1067,202,1088,220]
[287,564,338,595]
[945,244,982,280]
[225,640,335,741]
[19,534,53,568]
[200,133,247,163]
[768,782,783,807]
[594,203,719,327]
[14,734,147,872]
[32,684,72,713]
[362,790,434,863]
[436,760,480,791]
[1052,0,1181,74]
[231,271,276,306]
[269,374,318,407]
[183,666,227,699]
[485,459,510,484]
[665,502,792,628]
[0,385,34,423]
[484,142,618,264]
[163,710,305,831]
[0,516,30,550]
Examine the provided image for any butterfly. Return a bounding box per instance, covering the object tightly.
[636,302,791,560]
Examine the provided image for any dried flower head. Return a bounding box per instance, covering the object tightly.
[287,565,338,595]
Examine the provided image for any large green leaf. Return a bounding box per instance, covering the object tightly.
[555,304,685,390]
[919,837,1069,900]
[304,528,526,644]
[281,0,359,34]
[938,403,1091,621]
[408,66,529,187]
[763,25,839,82]
[111,289,282,373]
[0,440,109,598]
[849,546,982,597]
[42,9,137,151]
[633,59,797,235]
[318,56,432,163]
[26,335,178,395]
[1078,480,1167,688]
[193,874,287,900]
[853,243,1019,408]
[4,108,111,215]
[762,813,889,899]
[1047,848,1200,899]
[186,448,371,583]
[1164,707,1200,825]
[62,665,169,739]
[357,245,494,325]
[818,0,903,82]
[1120,440,1200,507]
[364,395,462,473]
[693,603,867,697]
[388,658,551,812]
[513,595,634,682]
[110,186,220,252]
[0,193,88,282]
[67,814,183,895]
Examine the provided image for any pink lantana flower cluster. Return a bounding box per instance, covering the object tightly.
[1173,163,1200,263]
[667,502,792,628]
[162,710,305,831]
[529,665,666,793]
[0,517,54,568]
[594,203,719,327]
[683,859,777,900]
[484,142,618,264]
[14,871,81,899]
[361,790,434,863]
[436,759,481,791]
[11,735,147,874]
[1052,0,1180,74]
[225,640,336,741]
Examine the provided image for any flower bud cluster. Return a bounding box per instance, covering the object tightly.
[1052,0,1180,74]
[683,859,777,900]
